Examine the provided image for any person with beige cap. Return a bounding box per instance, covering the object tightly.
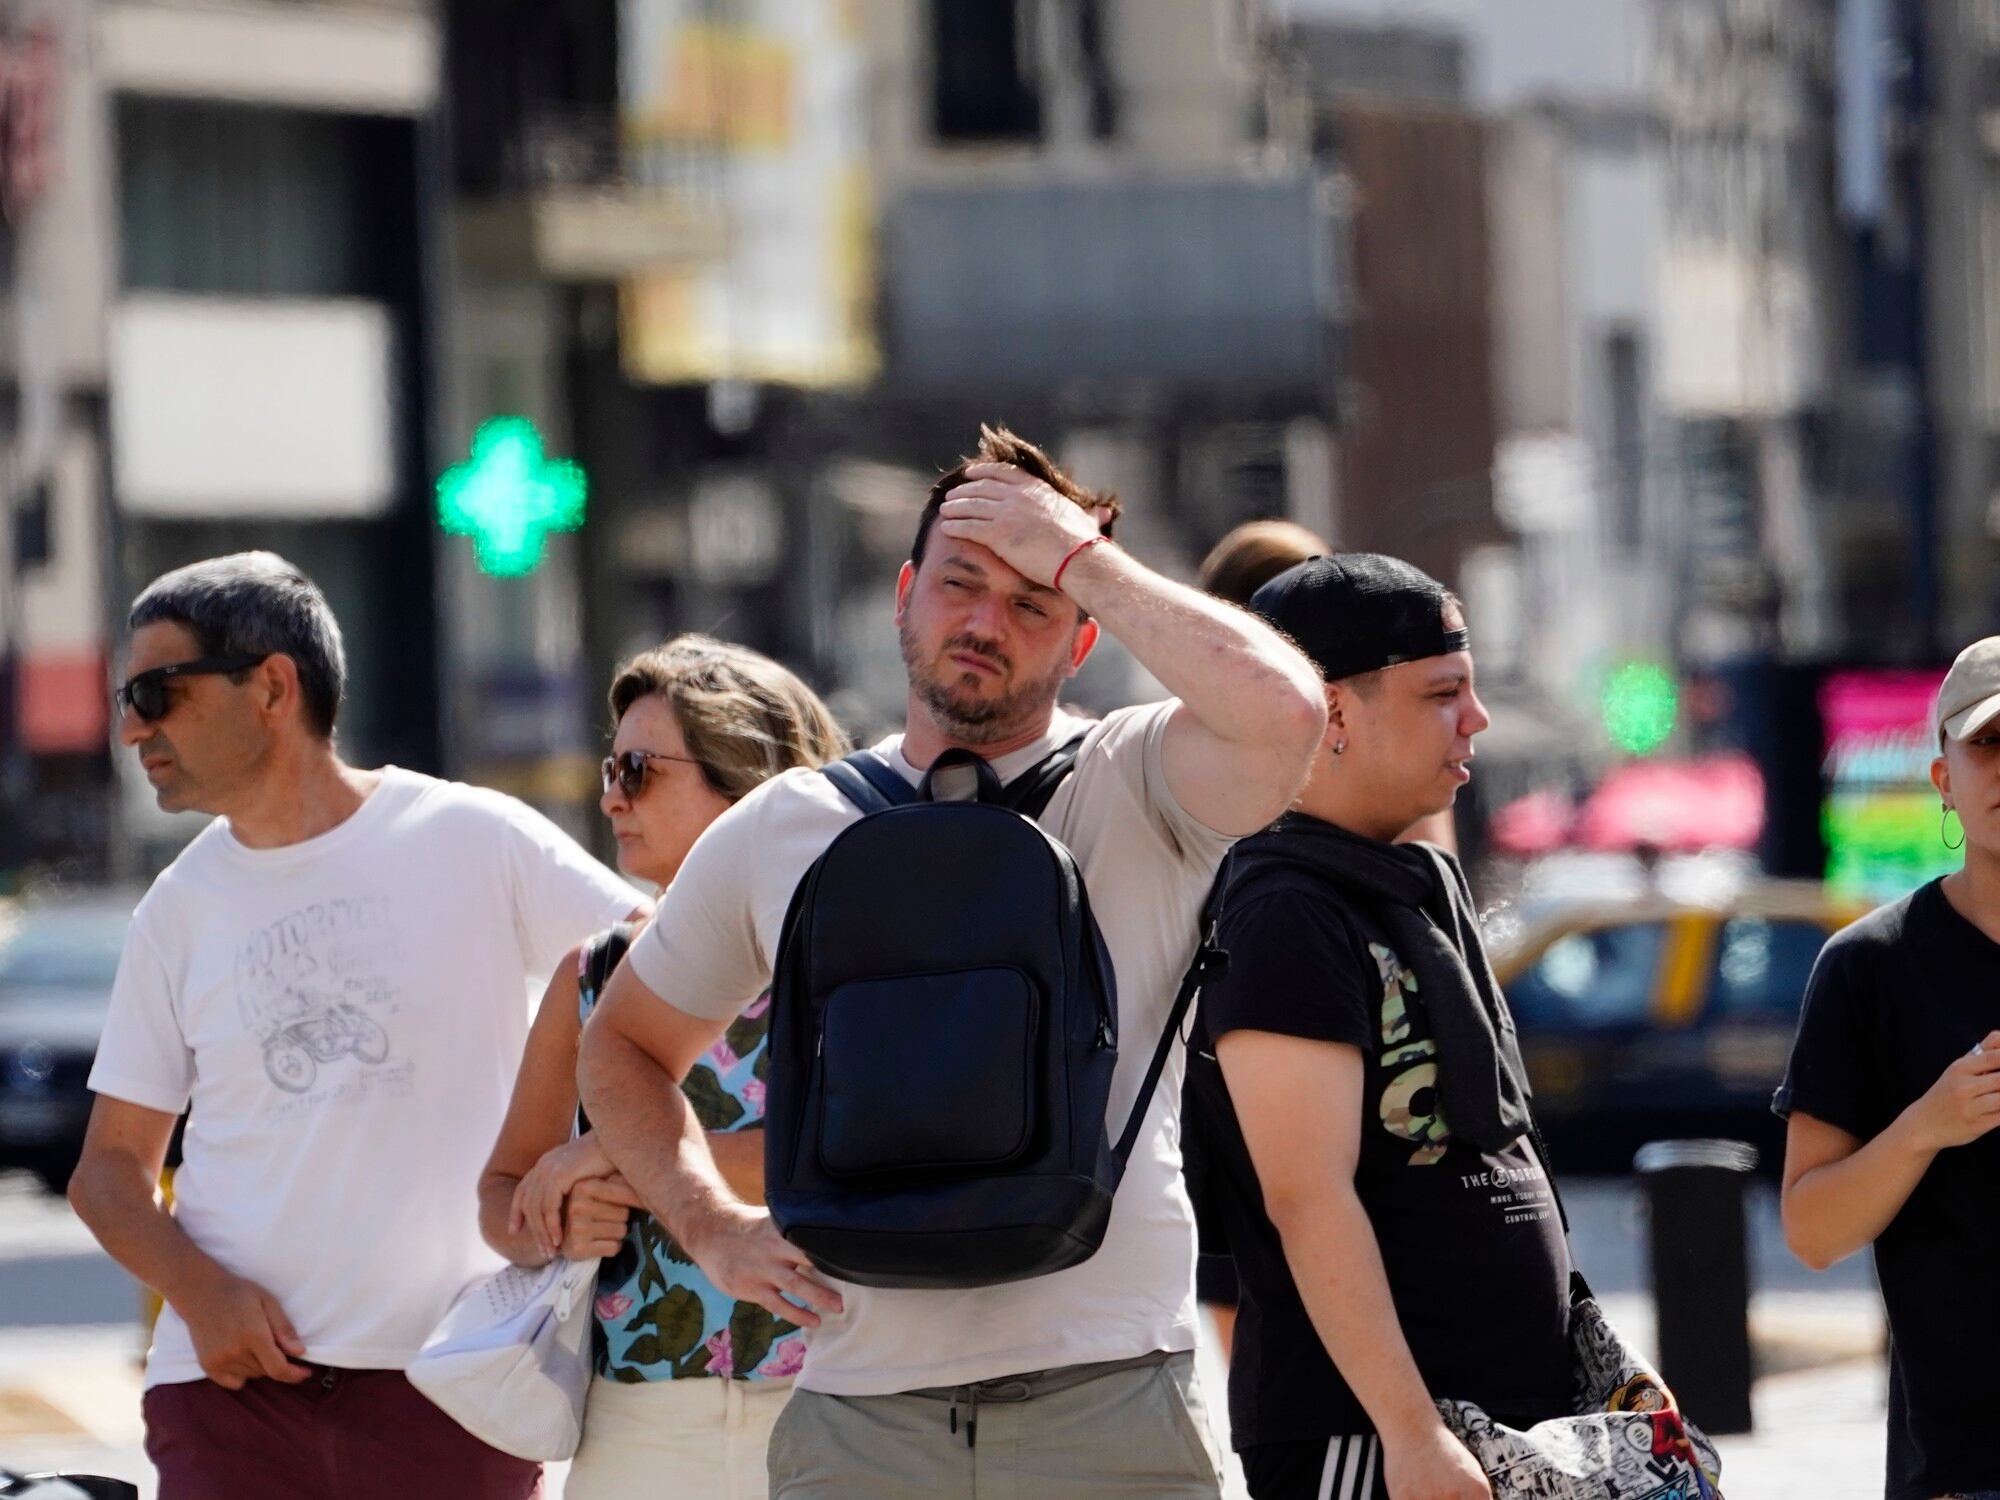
[1775,635,2000,1500]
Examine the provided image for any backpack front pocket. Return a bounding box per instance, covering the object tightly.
[816,967,1039,1179]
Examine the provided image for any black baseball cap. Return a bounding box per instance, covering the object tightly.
[1248,553,1468,681]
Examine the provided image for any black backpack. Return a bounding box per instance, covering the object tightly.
[762,734,1228,1289]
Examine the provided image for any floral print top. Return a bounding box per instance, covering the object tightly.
[576,931,802,1383]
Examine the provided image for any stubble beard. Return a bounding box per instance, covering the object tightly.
[899,618,1069,748]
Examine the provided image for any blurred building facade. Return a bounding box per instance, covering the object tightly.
[1283,18,1504,595]
[1290,0,2000,884]
[3,0,1994,883]
[443,0,868,815]
[1907,0,2000,653]
[1645,0,2000,878]
[1651,0,1840,667]
[1280,12,1639,841]
[1488,96,1670,715]
[1647,0,2000,668]
[442,0,1353,834]
[843,0,1348,720]
[0,0,446,880]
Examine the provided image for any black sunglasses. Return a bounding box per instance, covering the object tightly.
[115,654,268,722]
[600,748,703,799]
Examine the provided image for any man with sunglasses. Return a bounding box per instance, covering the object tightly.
[69,552,641,1500]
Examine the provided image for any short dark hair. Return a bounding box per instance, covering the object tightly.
[910,425,1122,567]
[128,552,346,737]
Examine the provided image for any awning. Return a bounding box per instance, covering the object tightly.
[1575,753,1766,853]
[1492,753,1767,856]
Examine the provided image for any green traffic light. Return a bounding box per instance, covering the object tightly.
[1602,660,1678,756]
[436,417,587,577]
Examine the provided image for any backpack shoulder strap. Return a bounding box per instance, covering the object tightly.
[581,922,636,1007]
[1112,850,1235,1166]
[1001,730,1091,820]
[828,734,1089,817]
[822,749,920,813]
[575,923,637,1137]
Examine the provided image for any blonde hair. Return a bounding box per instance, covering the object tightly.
[1197,519,1332,606]
[608,635,850,801]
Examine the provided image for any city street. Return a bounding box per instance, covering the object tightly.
[0,1169,1887,1499]
[0,0,1989,1495]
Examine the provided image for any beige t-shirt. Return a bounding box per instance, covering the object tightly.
[624,700,1235,1396]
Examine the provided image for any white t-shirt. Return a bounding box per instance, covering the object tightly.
[624,701,1235,1396]
[88,768,638,1388]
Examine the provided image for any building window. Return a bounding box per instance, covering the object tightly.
[118,98,409,298]
[1604,326,1645,554]
[931,0,1041,144]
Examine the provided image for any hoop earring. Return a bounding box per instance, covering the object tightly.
[1943,804,1966,851]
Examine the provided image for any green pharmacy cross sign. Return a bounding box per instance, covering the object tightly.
[1602,660,1679,757]
[436,417,588,578]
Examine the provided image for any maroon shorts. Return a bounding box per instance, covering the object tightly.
[143,1367,542,1500]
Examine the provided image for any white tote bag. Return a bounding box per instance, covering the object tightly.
[407,1254,600,1461]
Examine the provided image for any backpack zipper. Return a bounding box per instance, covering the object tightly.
[1069,861,1116,1048]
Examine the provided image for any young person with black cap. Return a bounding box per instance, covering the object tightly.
[1777,636,2000,1500]
[1186,554,1570,1500]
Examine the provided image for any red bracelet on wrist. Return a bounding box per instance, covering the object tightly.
[1053,534,1110,594]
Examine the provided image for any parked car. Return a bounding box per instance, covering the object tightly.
[1493,882,1867,1173]
[0,892,136,1194]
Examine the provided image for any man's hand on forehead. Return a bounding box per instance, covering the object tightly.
[939,462,1104,590]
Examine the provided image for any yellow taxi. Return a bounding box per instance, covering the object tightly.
[1493,882,1868,1171]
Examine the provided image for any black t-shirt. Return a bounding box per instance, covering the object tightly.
[1774,878,2000,1500]
[1192,854,1573,1450]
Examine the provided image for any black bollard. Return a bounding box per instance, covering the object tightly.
[1632,1138,1758,1436]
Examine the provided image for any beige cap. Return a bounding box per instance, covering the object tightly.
[1938,636,2000,741]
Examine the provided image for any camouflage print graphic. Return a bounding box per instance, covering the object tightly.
[1371,942,1451,1165]
[1374,943,1414,1045]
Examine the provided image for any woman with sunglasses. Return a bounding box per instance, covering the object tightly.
[478,635,848,1499]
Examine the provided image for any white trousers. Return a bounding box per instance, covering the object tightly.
[564,1373,794,1500]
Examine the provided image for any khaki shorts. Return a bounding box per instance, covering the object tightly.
[566,1373,793,1500]
[767,1348,1223,1500]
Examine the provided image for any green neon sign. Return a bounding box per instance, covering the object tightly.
[1602,661,1678,756]
[436,417,587,578]
[1823,791,1957,900]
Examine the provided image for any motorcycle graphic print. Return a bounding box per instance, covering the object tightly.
[260,987,393,1093]
[231,897,408,1110]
